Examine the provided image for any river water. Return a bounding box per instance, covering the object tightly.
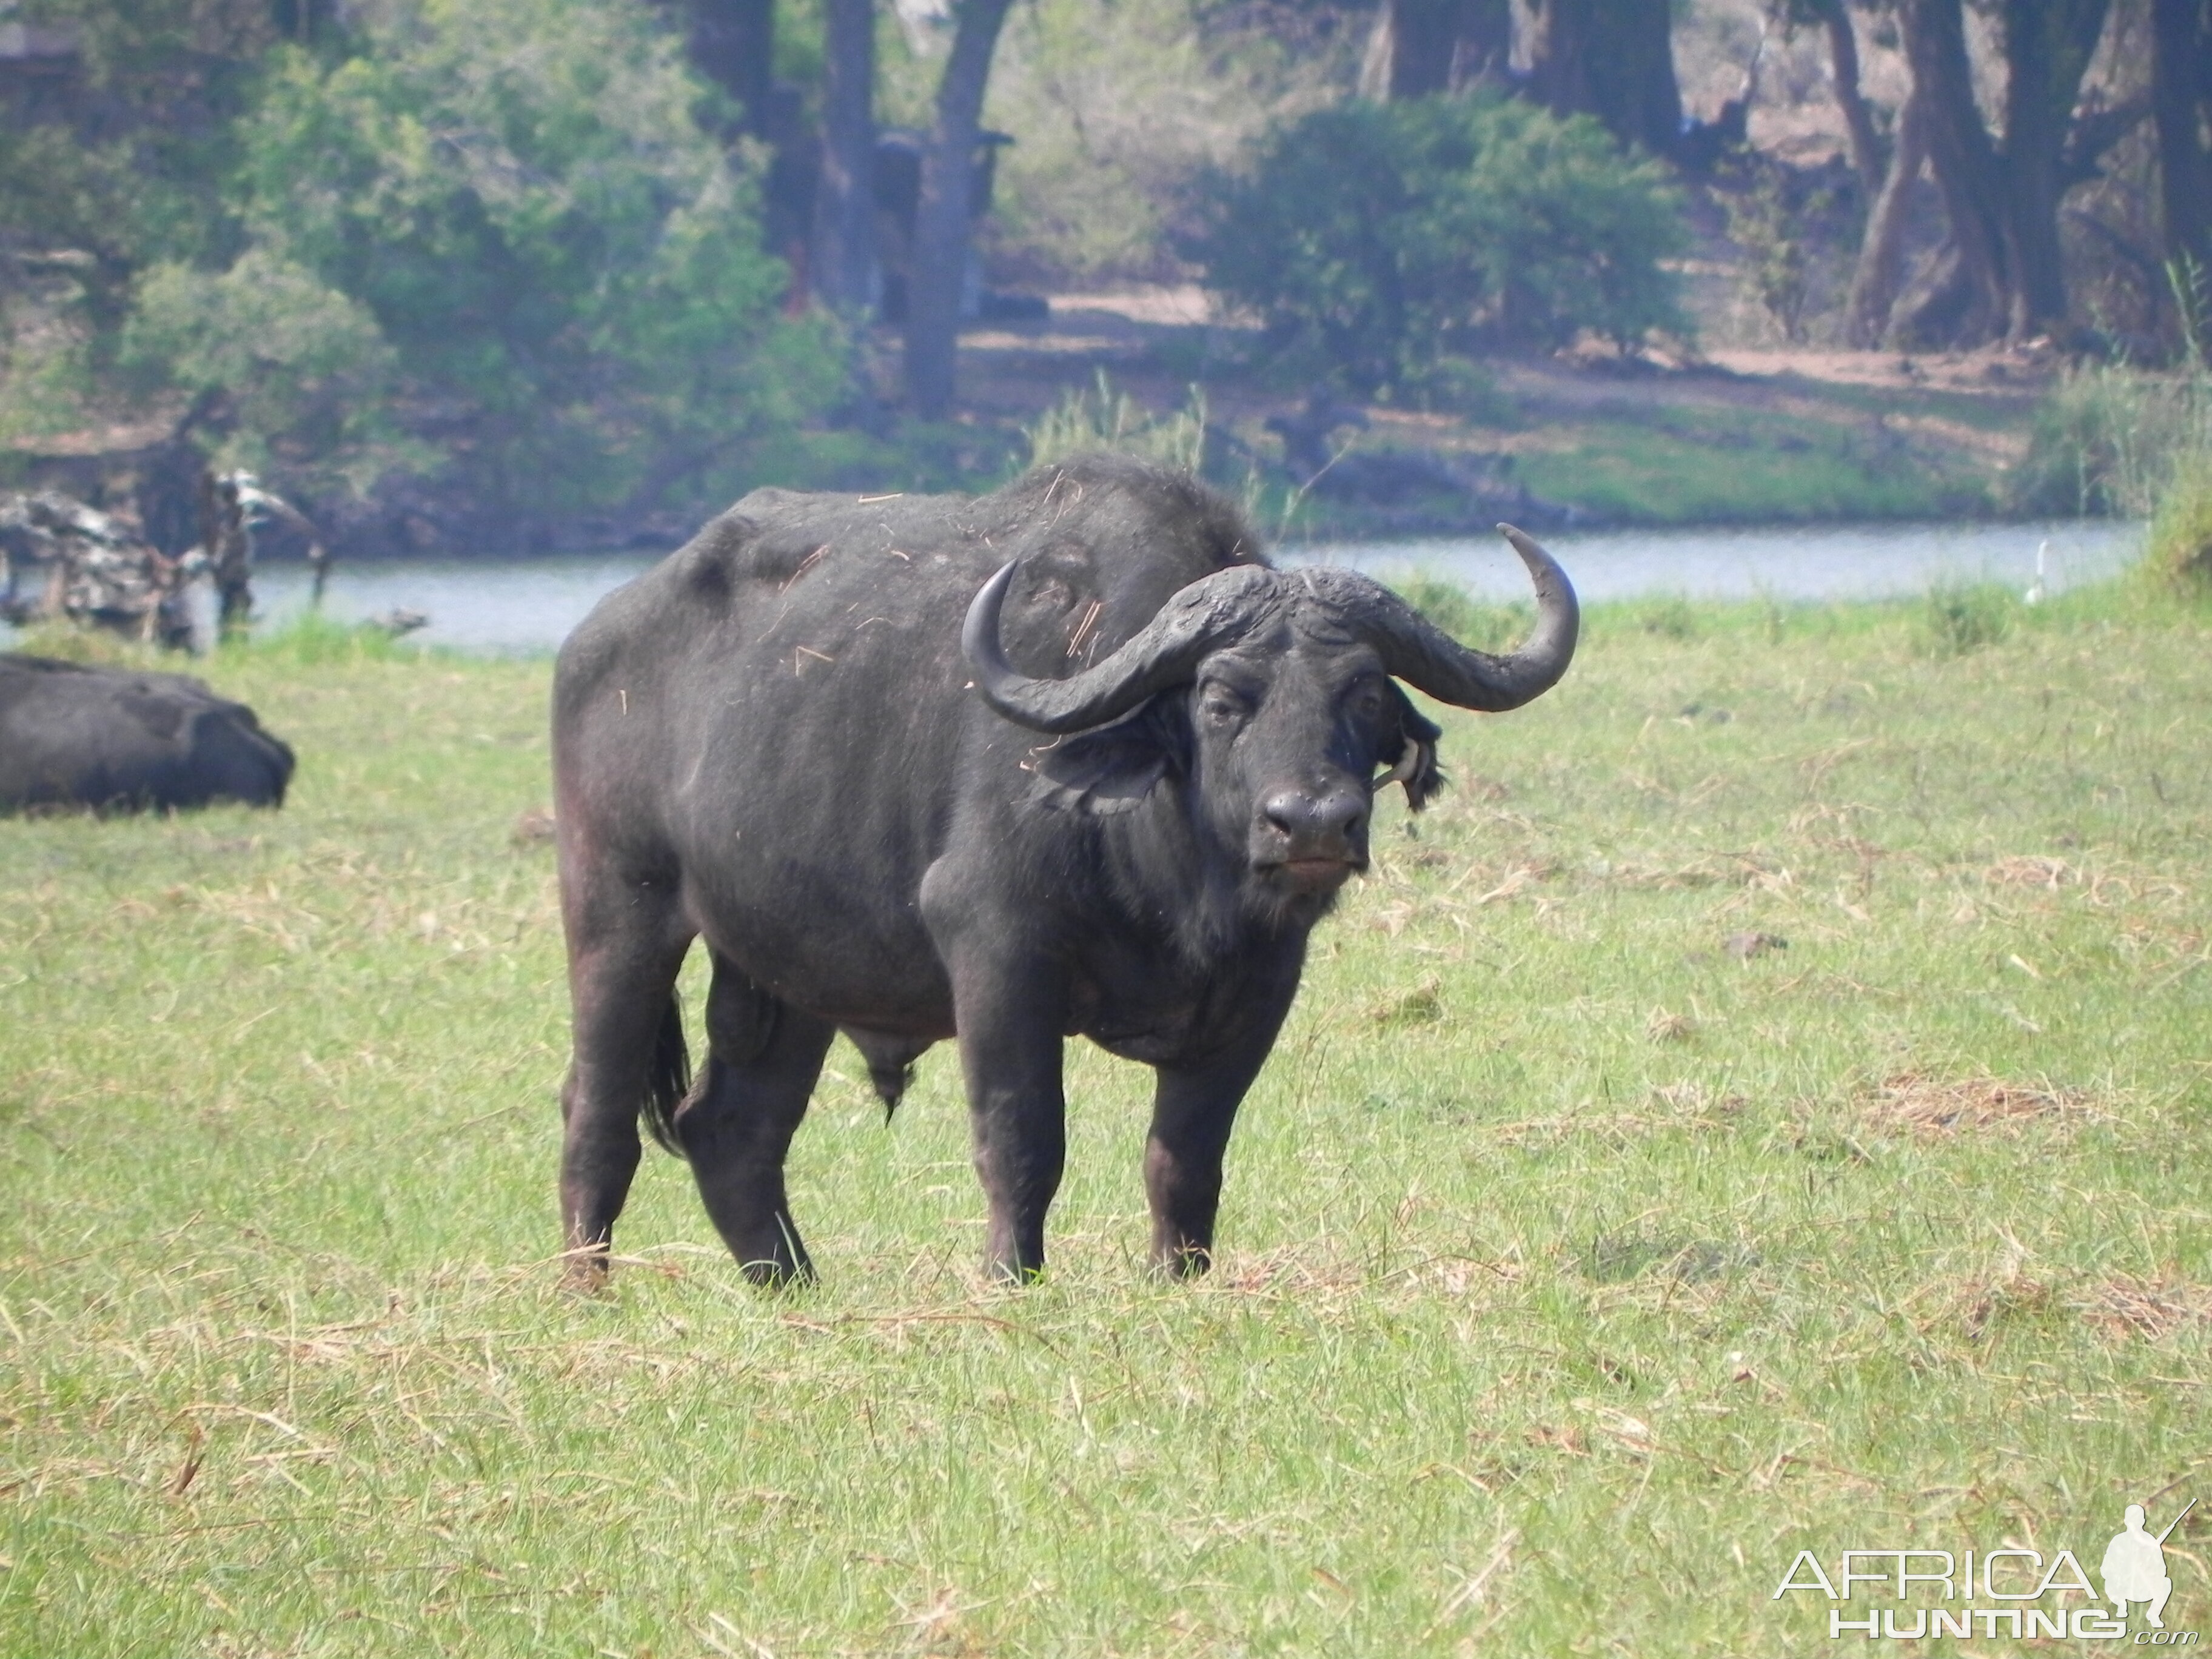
[8,519,2144,657]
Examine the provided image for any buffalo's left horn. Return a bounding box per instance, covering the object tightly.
[1350,524,1578,712]
[963,560,1276,734]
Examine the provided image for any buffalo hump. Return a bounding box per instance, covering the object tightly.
[0,652,296,813]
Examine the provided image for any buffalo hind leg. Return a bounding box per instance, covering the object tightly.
[559,920,694,1291]
[675,953,835,1286]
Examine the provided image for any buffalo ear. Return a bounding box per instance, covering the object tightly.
[1383,683,1447,813]
[1024,695,1185,815]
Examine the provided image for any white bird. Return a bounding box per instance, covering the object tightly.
[2025,538,2048,605]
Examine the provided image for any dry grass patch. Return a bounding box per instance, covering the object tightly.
[1984,854,2079,889]
[1370,976,1444,1027]
[1929,1266,2212,1346]
[1490,1085,1747,1150]
[2074,1273,2212,1343]
[1859,1071,2110,1137]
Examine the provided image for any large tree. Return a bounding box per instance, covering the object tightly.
[1797,0,1883,202]
[1880,0,2113,344]
[811,0,879,318]
[1998,0,2112,335]
[1524,0,1682,161]
[904,0,1014,420]
[672,0,777,137]
[2152,0,2212,306]
[1358,0,1511,100]
[1845,85,1929,345]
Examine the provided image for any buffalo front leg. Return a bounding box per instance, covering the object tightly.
[673,953,835,1287]
[558,920,695,1290]
[1145,963,1301,1277]
[948,958,1069,1282]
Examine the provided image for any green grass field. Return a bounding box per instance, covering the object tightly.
[1510,403,1994,526]
[4,583,2209,1656]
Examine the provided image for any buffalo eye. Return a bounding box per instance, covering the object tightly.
[1199,684,1253,730]
[1346,676,1389,722]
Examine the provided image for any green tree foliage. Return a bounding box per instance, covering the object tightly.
[1189,93,1689,395]
[976,0,1328,284]
[206,0,833,517]
[3,0,836,525]
[119,250,409,492]
[0,0,276,411]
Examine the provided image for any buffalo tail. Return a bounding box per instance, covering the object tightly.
[641,991,691,1156]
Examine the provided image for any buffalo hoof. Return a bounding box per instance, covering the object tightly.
[560,1248,614,1295]
[1151,1244,1216,1280]
[739,1255,817,1291]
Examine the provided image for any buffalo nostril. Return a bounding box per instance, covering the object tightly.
[1260,790,1366,845]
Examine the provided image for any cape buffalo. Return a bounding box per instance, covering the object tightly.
[553,454,1577,1286]
[0,653,295,813]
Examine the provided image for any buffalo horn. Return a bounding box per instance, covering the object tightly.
[1355,524,1578,712]
[963,560,1275,734]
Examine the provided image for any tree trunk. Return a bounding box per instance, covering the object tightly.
[1525,0,1596,124]
[1999,0,2110,338]
[1845,87,1929,346]
[812,0,878,317]
[2151,0,2212,292]
[1450,0,1512,87]
[1359,0,1512,99]
[1528,0,1680,158]
[681,0,776,138]
[1896,0,2011,343]
[1590,0,1683,159]
[903,0,1013,421]
[1815,0,1884,202]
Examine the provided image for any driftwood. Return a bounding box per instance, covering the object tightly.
[1,474,324,649]
[0,491,195,648]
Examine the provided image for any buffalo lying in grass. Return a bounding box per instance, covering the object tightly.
[0,653,295,813]
[553,454,1577,1285]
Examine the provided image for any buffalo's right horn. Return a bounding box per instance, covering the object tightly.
[963,560,1278,734]
[1350,524,1578,712]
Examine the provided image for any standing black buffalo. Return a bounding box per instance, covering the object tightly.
[0,653,295,813]
[554,455,1576,1285]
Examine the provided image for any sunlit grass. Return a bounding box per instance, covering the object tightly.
[3,586,2208,1655]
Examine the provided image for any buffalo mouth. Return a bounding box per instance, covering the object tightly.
[1260,854,1361,894]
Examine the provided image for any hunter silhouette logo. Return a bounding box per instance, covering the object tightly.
[1773,1498,2198,1643]
[2104,1501,2193,1632]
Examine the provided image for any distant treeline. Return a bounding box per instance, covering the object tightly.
[0,0,2205,551]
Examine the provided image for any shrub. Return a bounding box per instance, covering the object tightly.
[1634,595,1702,640]
[962,0,1333,285]
[121,250,414,492]
[1920,582,2014,657]
[1021,372,1206,474]
[1188,93,1688,397]
[2010,362,2212,517]
[1390,571,1530,651]
[2146,449,2212,591]
[220,0,836,520]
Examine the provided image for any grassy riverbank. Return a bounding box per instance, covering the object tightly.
[4,584,2210,1655]
[960,317,2052,540]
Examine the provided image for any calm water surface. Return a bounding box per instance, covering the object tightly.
[12,520,2143,656]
